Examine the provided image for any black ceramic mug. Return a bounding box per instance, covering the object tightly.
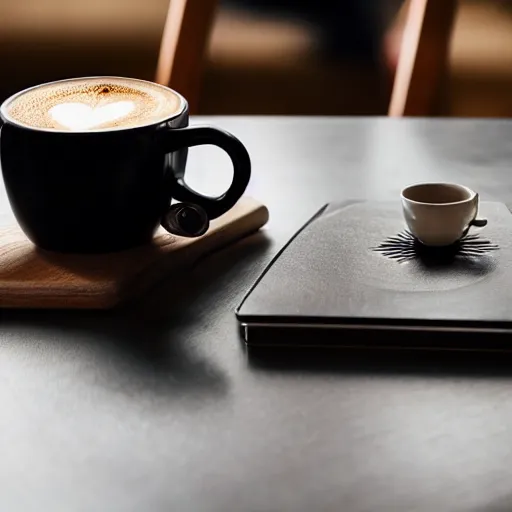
[0,76,251,253]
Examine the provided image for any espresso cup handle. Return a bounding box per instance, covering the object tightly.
[158,125,251,223]
[470,218,488,228]
[462,193,487,237]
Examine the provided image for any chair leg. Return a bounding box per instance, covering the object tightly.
[388,0,457,117]
[156,0,218,114]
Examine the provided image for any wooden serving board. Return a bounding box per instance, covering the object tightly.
[0,197,269,310]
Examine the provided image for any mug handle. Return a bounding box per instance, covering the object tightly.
[157,125,251,236]
[462,193,487,237]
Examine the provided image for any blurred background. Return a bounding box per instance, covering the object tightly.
[1,0,511,117]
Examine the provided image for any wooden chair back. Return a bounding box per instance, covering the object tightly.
[156,0,457,117]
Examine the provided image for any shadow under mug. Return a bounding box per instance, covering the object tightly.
[0,77,251,253]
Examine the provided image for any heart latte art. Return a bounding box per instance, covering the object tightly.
[49,101,136,131]
[4,77,183,131]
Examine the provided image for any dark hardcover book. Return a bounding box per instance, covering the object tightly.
[236,201,512,351]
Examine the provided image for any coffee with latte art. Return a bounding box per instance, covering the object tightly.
[4,77,183,132]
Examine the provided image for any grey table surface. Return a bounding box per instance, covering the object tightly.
[2,117,512,512]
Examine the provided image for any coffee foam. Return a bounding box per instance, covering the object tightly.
[4,77,183,132]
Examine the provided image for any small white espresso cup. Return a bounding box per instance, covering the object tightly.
[401,182,487,246]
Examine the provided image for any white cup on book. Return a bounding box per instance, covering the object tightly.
[401,182,487,246]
